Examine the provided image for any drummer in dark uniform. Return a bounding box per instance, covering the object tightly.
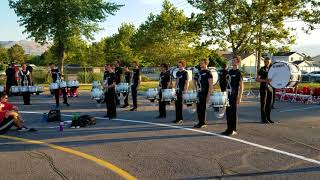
[219,63,228,92]
[121,65,131,108]
[49,63,69,108]
[222,56,243,136]
[256,57,274,124]
[173,60,189,124]
[130,61,141,111]
[19,64,32,105]
[114,60,123,106]
[104,64,117,119]
[194,59,213,128]
[156,63,171,119]
[5,63,17,96]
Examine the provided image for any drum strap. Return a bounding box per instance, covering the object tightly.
[226,74,232,95]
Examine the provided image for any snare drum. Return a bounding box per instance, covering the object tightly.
[116,83,129,94]
[28,86,37,93]
[10,86,20,93]
[268,62,301,89]
[182,91,198,105]
[68,80,79,87]
[19,86,29,93]
[0,86,4,92]
[50,83,59,90]
[210,92,228,108]
[59,81,67,88]
[161,88,176,102]
[91,88,104,100]
[92,81,101,88]
[36,86,44,92]
[146,88,158,100]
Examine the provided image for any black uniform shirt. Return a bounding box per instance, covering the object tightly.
[197,69,213,94]
[20,70,31,86]
[219,69,228,90]
[106,72,116,91]
[51,68,61,83]
[132,68,140,85]
[258,66,269,90]
[115,67,123,84]
[26,65,33,74]
[124,71,131,84]
[103,70,109,81]
[227,69,242,97]
[176,70,188,92]
[159,70,171,89]
[6,67,16,83]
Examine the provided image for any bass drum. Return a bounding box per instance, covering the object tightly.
[268,62,301,89]
[208,67,219,86]
[171,67,179,79]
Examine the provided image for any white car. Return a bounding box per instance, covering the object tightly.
[243,76,255,82]
[307,71,320,77]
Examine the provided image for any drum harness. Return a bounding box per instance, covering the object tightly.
[20,70,30,87]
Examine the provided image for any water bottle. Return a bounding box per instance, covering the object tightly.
[59,121,64,132]
[42,113,48,123]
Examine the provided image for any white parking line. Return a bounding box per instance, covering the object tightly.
[278,106,320,113]
[21,111,320,166]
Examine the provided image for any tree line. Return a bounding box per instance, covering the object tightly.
[6,0,320,73]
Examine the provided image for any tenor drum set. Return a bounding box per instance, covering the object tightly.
[49,80,80,97]
[9,85,44,95]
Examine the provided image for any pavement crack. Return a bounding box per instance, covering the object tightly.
[27,151,70,180]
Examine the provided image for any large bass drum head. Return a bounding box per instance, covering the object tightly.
[171,67,179,79]
[268,62,291,89]
[209,67,219,85]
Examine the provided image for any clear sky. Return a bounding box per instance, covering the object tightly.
[1,0,320,47]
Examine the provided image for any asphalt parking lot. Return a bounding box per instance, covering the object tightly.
[0,92,319,180]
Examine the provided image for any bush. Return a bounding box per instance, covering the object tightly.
[77,72,103,83]
[32,69,50,84]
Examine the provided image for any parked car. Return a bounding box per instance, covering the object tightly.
[307,71,320,77]
[243,76,255,82]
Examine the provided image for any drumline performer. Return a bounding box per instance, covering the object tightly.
[222,56,243,136]
[194,59,213,128]
[49,63,69,108]
[130,61,141,111]
[121,65,131,108]
[114,60,123,106]
[104,64,117,119]
[219,63,228,92]
[156,63,171,119]
[19,63,32,105]
[256,57,274,124]
[173,60,189,124]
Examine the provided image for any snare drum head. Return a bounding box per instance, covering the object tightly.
[268,62,301,89]
[209,67,219,85]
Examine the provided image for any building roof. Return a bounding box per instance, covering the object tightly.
[273,52,304,57]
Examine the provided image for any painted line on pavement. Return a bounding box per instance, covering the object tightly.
[0,135,136,180]
[278,106,320,113]
[20,111,320,166]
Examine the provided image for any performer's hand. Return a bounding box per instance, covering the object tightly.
[267,79,272,83]
[237,98,241,104]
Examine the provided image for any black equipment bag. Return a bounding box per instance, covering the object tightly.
[48,109,61,122]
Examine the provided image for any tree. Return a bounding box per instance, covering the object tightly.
[9,0,122,73]
[0,46,8,64]
[7,44,25,64]
[105,23,137,65]
[133,0,198,66]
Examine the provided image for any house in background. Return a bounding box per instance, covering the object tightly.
[272,52,304,63]
[222,53,264,75]
[292,60,320,73]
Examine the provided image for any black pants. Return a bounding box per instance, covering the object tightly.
[54,88,68,106]
[260,88,273,121]
[226,95,238,132]
[0,117,14,134]
[197,92,208,125]
[105,89,117,118]
[22,92,31,105]
[158,91,166,117]
[131,85,138,108]
[175,92,183,121]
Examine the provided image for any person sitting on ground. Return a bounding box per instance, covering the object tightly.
[0,94,29,131]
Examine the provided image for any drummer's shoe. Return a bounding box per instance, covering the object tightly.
[130,107,137,111]
[193,123,207,128]
[267,119,274,123]
[172,120,183,124]
[63,101,70,106]
[261,120,269,124]
[24,103,31,105]
[121,104,129,108]
[222,130,237,136]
